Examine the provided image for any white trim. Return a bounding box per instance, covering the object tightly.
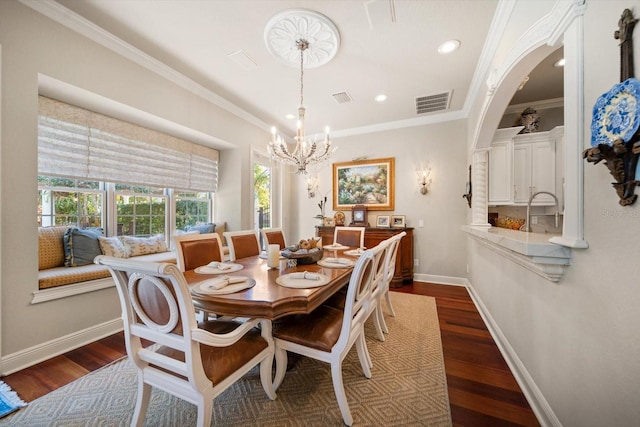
[464,280,562,427]
[20,0,271,134]
[504,97,564,115]
[0,318,123,375]
[31,278,115,304]
[411,276,561,427]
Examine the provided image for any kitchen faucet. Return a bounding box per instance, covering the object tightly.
[524,191,559,232]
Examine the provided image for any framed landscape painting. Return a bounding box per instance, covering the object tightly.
[332,157,395,211]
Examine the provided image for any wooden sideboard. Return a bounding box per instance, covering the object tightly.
[315,226,413,287]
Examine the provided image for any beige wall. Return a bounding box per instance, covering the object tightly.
[0,1,268,356]
[468,1,640,425]
[294,120,469,279]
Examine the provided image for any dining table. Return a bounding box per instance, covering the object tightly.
[185,246,359,320]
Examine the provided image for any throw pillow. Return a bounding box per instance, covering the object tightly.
[98,236,129,258]
[185,223,215,234]
[63,227,104,267]
[120,235,169,257]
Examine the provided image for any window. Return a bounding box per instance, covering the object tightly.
[38,176,104,227]
[175,191,212,230]
[37,96,219,239]
[115,184,167,237]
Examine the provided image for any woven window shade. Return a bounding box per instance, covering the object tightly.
[38,96,219,192]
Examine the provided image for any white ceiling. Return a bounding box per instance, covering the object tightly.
[51,0,562,139]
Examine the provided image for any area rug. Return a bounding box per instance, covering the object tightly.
[1,293,450,426]
[0,382,26,419]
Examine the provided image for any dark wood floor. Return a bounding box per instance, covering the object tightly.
[2,281,539,426]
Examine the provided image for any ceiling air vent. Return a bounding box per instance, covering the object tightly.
[415,91,452,114]
[332,91,353,104]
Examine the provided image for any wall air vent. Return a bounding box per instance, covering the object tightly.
[332,91,353,104]
[415,91,452,114]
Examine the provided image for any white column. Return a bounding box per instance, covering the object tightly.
[471,149,491,228]
[549,13,588,249]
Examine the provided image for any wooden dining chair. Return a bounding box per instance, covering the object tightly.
[260,228,286,250]
[223,230,261,261]
[173,232,224,272]
[365,238,393,343]
[333,226,365,248]
[272,249,376,426]
[94,256,276,427]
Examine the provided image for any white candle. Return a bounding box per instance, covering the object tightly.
[267,244,280,269]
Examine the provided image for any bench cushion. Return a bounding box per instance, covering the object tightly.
[38,226,68,270]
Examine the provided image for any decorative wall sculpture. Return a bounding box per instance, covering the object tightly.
[583,9,640,206]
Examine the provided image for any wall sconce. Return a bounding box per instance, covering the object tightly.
[306,174,319,198]
[416,162,432,195]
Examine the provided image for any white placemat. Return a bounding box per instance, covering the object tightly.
[194,262,243,274]
[322,243,349,250]
[343,249,366,257]
[317,258,355,268]
[193,276,255,295]
[275,272,330,288]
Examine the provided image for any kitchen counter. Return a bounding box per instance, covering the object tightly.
[462,225,571,282]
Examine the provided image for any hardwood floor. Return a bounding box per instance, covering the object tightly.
[2,282,539,426]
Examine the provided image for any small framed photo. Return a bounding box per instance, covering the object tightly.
[376,215,390,228]
[323,217,335,226]
[391,215,406,228]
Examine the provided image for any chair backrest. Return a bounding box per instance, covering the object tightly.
[336,249,376,348]
[384,231,406,287]
[260,228,286,250]
[173,232,224,272]
[95,256,207,384]
[370,239,391,294]
[333,226,365,248]
[224,230,261,261]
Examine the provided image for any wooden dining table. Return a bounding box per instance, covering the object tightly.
[185,250,356,320]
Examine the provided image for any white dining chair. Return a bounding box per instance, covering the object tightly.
[224,230,261,261]
[376,231,407,336]
[94,255,276,427]
[333,226,365,248]
[272,249,376,426]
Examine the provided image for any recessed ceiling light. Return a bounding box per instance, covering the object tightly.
[554,58,565,68]
[374,94,388,102]
[438,39,460,54]
[285,113,296,120]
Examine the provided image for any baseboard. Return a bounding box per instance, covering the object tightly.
[412,273,561,427]
[463,281,562,427]
[1,318,123,375]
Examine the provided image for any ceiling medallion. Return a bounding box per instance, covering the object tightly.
[264,9,340,69]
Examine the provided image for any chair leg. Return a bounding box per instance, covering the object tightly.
[132,380,151,427]
[259,354,277,400]
[384,290,396,317]
[273,346,288,390]
[355,334,372,377]
[195,392,213,427]
[372,303,386,342]
[331,362,354,426]
[377,305,389,334]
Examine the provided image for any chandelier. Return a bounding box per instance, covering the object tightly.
[264,9,340,175]
[268,40,332,174]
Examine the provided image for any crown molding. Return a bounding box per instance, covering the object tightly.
[19,0,272,134]
[504,97,564,114]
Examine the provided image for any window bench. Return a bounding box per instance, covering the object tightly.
[36,226,176,303]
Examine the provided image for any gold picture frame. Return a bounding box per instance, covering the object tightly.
[332,157,395,211]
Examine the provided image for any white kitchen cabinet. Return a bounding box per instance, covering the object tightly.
[488,127,522,205]
[513,132,556,205]
[488,126,563,206]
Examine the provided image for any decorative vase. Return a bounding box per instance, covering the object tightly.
[519,107,540,133]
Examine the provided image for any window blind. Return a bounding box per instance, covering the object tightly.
[38,96,219,192]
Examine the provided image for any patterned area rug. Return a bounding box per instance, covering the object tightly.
[1,293,450,426]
